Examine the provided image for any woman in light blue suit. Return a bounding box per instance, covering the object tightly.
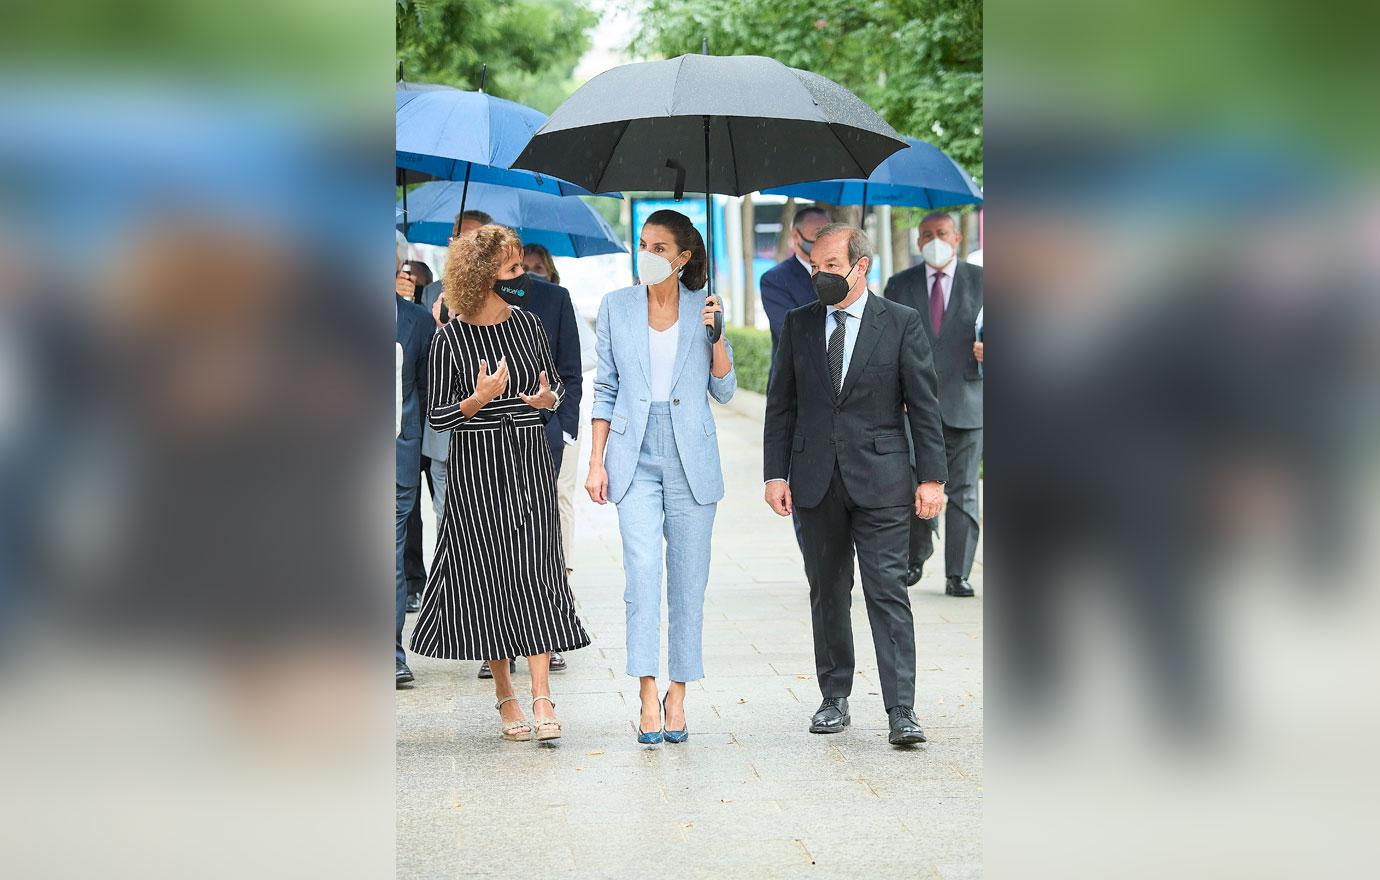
[585,209,735,744]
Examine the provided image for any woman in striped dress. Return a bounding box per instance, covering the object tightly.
[410,224,589,742]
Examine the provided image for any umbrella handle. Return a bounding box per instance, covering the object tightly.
[665,160,686,201]
[707,310,723,343]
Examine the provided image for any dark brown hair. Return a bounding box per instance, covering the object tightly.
[643,209,707,291]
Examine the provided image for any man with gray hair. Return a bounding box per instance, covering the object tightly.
[883,210,983,598]
[763,222,948,746]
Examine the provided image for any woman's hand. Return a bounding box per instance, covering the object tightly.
[973,340,983,363]
[473,357,509,404]
[518,370,558,411]
[702,293,723,336]
[584,460,609,504]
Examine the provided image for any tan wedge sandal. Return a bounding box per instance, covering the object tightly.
[531,695,562,741]
[496,696,532,742]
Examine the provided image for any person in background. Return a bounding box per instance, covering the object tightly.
[399,259,436,613]
[882,211,983,597]
[395,247,435,687]
[523,242,560,286]
[758,205,830,552]
[760,206,830,359]
[524,242,581,596]
[762,223,946,746]
[410,224,589,741]
[586,209,735,745]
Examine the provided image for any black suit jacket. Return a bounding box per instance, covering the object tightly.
[883,260,983,429]
[763,293,948,509]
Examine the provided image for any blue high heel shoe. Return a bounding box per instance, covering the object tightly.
[662,694,689,744]
[637,700,663,744]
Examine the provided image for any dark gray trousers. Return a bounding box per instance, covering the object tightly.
[912,425,982,579]
[797,466,917,710]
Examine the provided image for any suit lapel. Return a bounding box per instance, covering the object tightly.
[802,302,833,396]
[669,285,699,389]
[633,285,652,390]
[838,295,885,403]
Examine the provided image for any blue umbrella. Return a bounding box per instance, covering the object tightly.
[397,180,626,258]
[395,81,616,199]
[762,137,982,211]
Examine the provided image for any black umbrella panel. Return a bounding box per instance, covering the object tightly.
[513,53,907,342]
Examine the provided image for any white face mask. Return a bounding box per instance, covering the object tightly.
[637,250,681,286]
[921,238,956,269]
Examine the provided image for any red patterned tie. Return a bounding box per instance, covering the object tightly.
[929,270,946,335]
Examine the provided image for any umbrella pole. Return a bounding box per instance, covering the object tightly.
[457,161,473,234]
[398,166,409,236]
[861,182,868,222]
[703,114,721,343]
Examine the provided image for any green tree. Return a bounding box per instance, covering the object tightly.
[629,0,982,178]
[396,0,598,113]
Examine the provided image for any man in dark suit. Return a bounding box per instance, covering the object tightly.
[395,258,435,687]
[763,223,948,746]
[883,211,983,597]
[399,259,435,614]
[759,205,830,551]
[759,205,830,359]
[419,224,584,679]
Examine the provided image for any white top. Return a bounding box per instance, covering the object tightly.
[648,321,679,401]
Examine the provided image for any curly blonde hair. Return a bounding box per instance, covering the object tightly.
[443,224,521,318]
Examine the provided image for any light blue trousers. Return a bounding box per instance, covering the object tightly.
[617,402,717,682]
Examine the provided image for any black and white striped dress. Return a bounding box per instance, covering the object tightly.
[409,308,590,660]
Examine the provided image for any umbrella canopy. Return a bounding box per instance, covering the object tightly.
[762,137,982,208]
[510,53,907,196]
[396,180,626,258]
[396,85,615,198]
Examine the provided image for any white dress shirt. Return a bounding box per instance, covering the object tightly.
[925,259,956,310]
[824,290,870,379]
[648,320,679,401]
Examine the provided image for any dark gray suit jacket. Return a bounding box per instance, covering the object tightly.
[763,294,948,509]
[883,260,983,429]
[395,295,434,488]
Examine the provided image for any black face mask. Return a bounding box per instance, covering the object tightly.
[493,272,530,304]
[811,260,859,306]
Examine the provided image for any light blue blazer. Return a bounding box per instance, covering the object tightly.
[592,283,736,505]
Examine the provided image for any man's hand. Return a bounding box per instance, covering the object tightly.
[518,370,558,411]
[395,270,416,301]
[765,480,793,517]
[915,481,944,520]
[973,340,983,363]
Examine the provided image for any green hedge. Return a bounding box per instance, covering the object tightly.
[726,325,773,395]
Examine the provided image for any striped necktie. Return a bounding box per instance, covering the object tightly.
[827,310,847,392]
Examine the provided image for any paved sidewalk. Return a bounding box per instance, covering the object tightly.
[398,384,982,879]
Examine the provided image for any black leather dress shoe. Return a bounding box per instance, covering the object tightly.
[887,706,926,745]
[404,593,422,614]
[904,562,924,586]
[395,660,414,687]
[809,697,850,734]
[477,659,517,679]
[945,577,975,597]
[549,652,567,672]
